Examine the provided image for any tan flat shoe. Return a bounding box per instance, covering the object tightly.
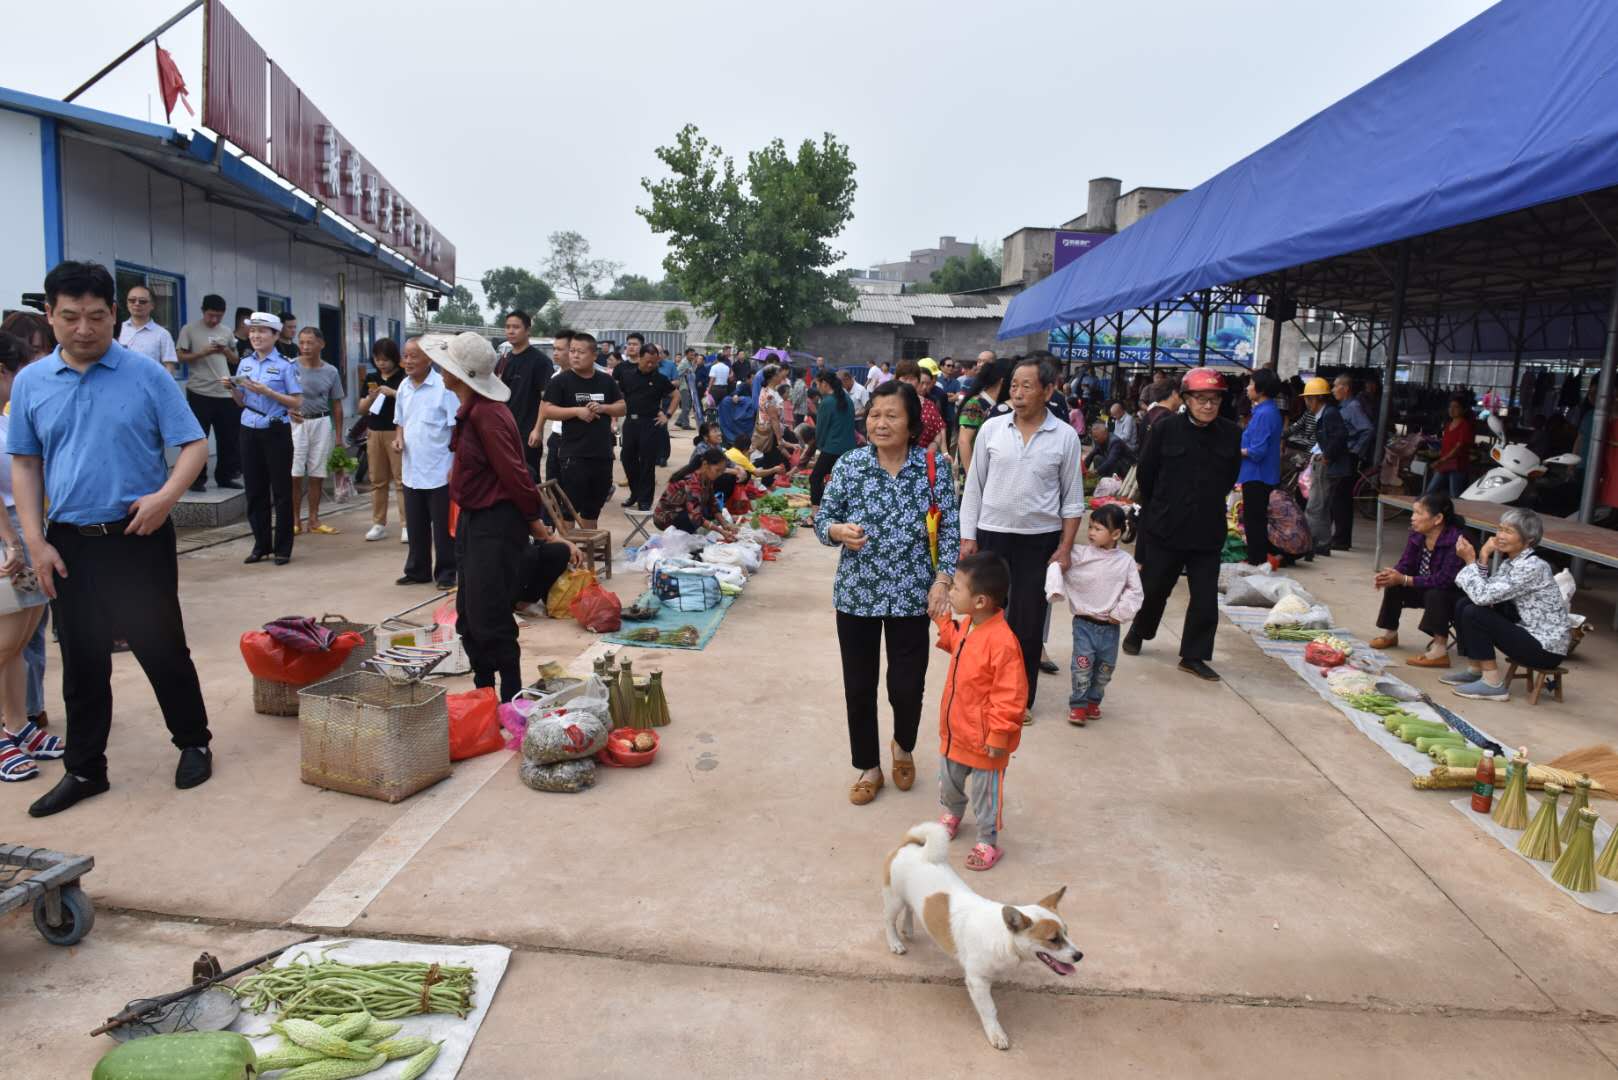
[849,769,884,805]
[890,743,915,791]
[1368,633,1398,650]
[1407,653,1451,668]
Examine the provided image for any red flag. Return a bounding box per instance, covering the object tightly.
[155,44,194,121]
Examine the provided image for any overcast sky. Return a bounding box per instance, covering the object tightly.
[11,0,1495,311]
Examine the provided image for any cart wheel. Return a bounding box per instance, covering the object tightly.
[33,884,94,946]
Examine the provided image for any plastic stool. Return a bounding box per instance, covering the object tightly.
[622,509,656,549]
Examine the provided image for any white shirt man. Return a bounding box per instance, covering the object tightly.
[1111,403,1138,451]
[395,340,460,587]
[840,373,870,412]
[708,357,732,395]
[117,285,178,375]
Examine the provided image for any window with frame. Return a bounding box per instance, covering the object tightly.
[115,263,183,338]
[900,338,930,361]
[256,292,291,318]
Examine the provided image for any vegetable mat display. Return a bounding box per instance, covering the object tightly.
[232,951,475,1021]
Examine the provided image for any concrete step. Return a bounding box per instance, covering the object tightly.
[174,484,245,527]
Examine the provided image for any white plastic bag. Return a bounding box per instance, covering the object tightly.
[704,541,763,573]
[1264,599,1333,629]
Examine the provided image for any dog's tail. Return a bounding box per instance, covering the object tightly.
[903,822,951,864]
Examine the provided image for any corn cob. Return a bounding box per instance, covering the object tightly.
[1415,735,1466,753]
[1437,747,1485,769]
[279,1051,388,1079]
[274,1018,377,1060]
[397,1041,443,1080]
[371,1036,435,1061]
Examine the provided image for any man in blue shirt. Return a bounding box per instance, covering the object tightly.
[234,312,303,564]
[9,261,213,817]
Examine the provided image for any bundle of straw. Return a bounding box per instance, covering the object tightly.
[1545,745,1618,800]
[1493,750,1531,829]
[1559,775,1593,845]
[1550,808,1599,892]
[1517,783,1563,861]
[1597,819,1618,883]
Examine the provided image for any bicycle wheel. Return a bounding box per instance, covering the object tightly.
[1354,472,1380,520]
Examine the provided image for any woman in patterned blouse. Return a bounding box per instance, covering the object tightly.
[816,381,960,805]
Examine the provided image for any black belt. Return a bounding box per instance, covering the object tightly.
[1076,613,1115,626]
[53,516,133,537]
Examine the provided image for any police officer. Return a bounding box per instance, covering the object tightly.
[615,345,681,512]
[233,312,303,564]
[1124,368,1241,681]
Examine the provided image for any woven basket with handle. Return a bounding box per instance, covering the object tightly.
[297,671,449,803]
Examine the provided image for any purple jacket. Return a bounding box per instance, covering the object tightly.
[1393,525,1464,590]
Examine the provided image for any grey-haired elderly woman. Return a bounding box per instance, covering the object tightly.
[1442,508,1571,701]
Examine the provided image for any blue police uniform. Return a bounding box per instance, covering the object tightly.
[236,350,303,560]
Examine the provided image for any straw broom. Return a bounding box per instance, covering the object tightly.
[1517,783,1563,861]
[1558,775,1593,845]
[1545,746,1618,799]
[1550,808,1599,892]
[1493,750,1531,829]
[1596,818,1618,883]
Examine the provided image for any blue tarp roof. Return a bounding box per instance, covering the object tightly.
[1000,0,1618,339]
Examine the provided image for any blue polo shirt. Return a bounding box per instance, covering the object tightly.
[236,351,302,428]
[8,341,205,526]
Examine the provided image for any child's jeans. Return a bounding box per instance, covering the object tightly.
[1069,616,1120,709]
[940,758,1006,848]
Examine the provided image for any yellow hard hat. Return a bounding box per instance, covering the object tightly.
[1302,376,1331,397]
[917,357,940,375]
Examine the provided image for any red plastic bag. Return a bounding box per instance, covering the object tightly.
[1303,640,1347,668]
[570,582,622,633]
[448,687,503,760]
[240,630,364,685]
[758,514,789,538]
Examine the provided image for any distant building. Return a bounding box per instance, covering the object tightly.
[557,298,721,354]
[800,292,1010,365]
[1001,177,1186,288]
[844,269,905,296]
[872,235,978,286]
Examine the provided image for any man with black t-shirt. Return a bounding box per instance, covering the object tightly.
[541,330,625,529]
[499,309,554,480]
[616,344,681,511]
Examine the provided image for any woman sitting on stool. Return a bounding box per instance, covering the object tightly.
[1369,492,1465,668]
[1442,508,1571,702]
[653,449,737,536]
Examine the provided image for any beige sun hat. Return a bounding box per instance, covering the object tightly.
[421,331,509,402]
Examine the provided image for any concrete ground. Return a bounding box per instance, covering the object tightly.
[3,433,1616,1077]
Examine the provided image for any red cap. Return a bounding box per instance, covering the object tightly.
[1181,368,1227,393]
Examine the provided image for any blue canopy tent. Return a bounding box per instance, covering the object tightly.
[1000,0,1618,529]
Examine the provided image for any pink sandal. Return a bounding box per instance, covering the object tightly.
[939,814,962,840]
[966,843,1003,871]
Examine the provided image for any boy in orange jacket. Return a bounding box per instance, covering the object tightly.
[935,551,1028,871]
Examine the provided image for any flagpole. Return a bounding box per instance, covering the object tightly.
[64,0,204,104]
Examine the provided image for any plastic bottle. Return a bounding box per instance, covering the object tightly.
[1471,749,1496,813]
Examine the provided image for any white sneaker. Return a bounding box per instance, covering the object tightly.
[400,527,409,544]
[365,524,386,542]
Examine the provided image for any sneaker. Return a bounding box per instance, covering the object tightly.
[1453,679,1509,702]
[1440,668,1483,686]
[400,528,409,544]
[365,524,386,541]
[1067,707,1087,727]
[1085,702,1102,721]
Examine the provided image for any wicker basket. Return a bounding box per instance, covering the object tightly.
[297,672,450,802]
[253,675,303,717]
[319,614,378,675]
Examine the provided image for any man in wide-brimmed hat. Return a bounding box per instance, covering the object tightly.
[422,332,580,701]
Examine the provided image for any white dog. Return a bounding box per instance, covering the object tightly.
[882,822,1083,1049]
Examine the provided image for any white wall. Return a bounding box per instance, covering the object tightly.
[0,109,46,311]
[58,133,406,404]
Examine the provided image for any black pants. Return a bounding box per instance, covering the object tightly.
[1241,480,1272,566]
[188,391,240,482]
[524,441,543,484]
[241,422,294,557]
[1329,456,1358,548]
[1130,542,1221,662]
[1454,598,1565,669]
[835,611,929,770]
[656,419,671,467]
[809,450,842,506]
[403,484,456,586]
[1377,584,1459,639]
[976,529,1062,707]
[517,539,575,605]
[48,520,209,783]
[455,502,529,701]
[620,418,660,507]
[757,444,789,473]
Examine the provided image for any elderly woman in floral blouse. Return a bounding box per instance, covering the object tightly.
[1442,508,1572,702]
[816,380,959,805]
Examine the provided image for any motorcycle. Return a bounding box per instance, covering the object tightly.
[1459,412,1579,507]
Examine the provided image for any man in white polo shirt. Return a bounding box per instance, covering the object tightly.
[395,337,458,589]
[117,284,178,376]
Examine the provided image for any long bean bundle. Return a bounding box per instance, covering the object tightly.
[233,953,475,1021]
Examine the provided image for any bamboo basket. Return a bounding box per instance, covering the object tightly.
[252,676,303,717]
[297,671,450,803]
[319,614,378,674]
[250,616,377,715]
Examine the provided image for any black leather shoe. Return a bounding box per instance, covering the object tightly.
[273,555,291,566]
[218,478,243,490]
[1178,659,1221,681]
[620,497,638,508]
[1121,635,1142,656]
[396,575,431,586]
[28,773,110,817]
[189,478,208,493]
[435,579,457,591]
[175,746,212,789]
[244,551,269,564]
[1038,658,1059,675]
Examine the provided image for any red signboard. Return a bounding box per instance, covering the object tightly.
[202,0,266,160]
[204,1,454,283]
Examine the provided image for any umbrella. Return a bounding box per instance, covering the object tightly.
[752,348,791,364]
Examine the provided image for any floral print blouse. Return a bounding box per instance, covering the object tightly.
[815,445,960,618]
[1455,548,1571,655]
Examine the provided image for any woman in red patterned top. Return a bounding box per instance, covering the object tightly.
[652,449,738,536]
[894,359,946,456]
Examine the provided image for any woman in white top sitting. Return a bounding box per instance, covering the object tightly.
[1443,508,1571,702]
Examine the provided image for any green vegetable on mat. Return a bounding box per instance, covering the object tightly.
[397,1042,444,1080]
[279,1052,387,1080]
[91,1031,258,1080]
[358,1020,402,1043]
[232,953,475,1021]
[274,1018,376,1060]
[372,1036,436,1060]
[255,1042,330,1071]
[1436,746,1486,768]
[1414,734,1466,753]
[1263,627,1332,642]
[1396,721,1454,744]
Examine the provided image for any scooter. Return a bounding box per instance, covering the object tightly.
[1458,411,1579,506]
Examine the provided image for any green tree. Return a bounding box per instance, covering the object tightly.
[912,246,1001,293]
[639,124,857,345]
[663,306,690,331]
[433,285,485,326]
[481,266,555,320]
[541,230,622,299]
[605,273,684,301]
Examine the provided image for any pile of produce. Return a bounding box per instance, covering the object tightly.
[622,625,699,647]
[518,679,611,793]
[254,1013,442,1078]
[232,954,474,1020]
[1263,626,1334,643]
[1303,636,1354,667]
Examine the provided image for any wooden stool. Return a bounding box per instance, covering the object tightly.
[622,509,656,549]
[537,480,612,581]
[1502,662,1567,705]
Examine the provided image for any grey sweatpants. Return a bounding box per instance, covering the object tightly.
[1305,456,1332,553]
[939,757,1007,847]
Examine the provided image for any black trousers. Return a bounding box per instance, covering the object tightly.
[241,422,294,557]
[835,611,929,770]
[49,520,209,782]
[1329,456,1358,547]
[188,391,240,482]
[517,539,574,605]
[1376,584,1459,639]
[455,502,529,701]
[1454,598,1565,669]
[976,529,1062,707]
[1241,480,1272,566]
[620,418,660,507]
[403,483,456,585]
[809,450,842,506]
[1130,542,1221,662]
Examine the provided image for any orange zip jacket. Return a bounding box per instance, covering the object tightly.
[934,611,1027,772]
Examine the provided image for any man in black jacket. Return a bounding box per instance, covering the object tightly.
[1123,368,1242,680]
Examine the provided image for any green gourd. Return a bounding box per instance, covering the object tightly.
[91,1031,259,1080]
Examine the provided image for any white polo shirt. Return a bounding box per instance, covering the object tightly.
[959,409,1085,539]
[117,320,178,369]
[396,369,457,490]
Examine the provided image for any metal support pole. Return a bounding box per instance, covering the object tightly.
[64,0,204,103]
[1425,313,1441,387]
[1577,264,1618,528]
[1113,312,1124,400]
[1196,290,1210,367]
[1147,302,1160,376]
[1371,241,1410,473]
[1506,297,1528,421]
[1267,272,1285,371]
[1087,319,1097,364]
